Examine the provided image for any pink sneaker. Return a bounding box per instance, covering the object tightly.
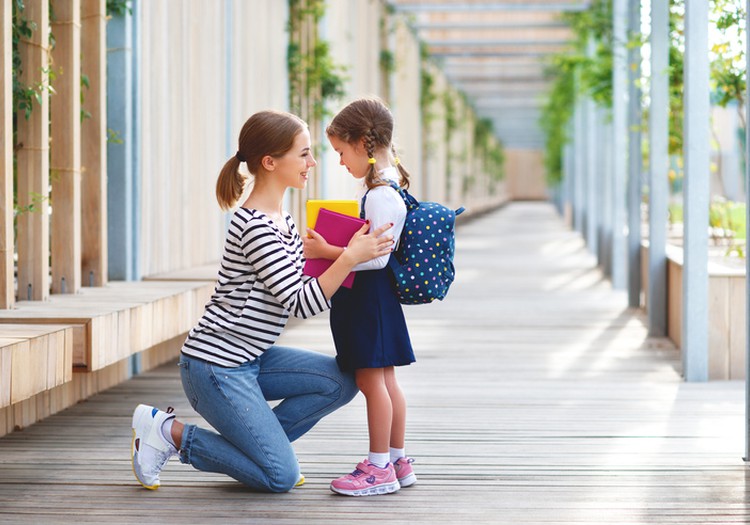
[330,460,400,496]
[393,457,417,487]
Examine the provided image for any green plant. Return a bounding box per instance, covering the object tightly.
[709,197,746,257]
[287,0,347,121]
[12,0,38,120]
[106,0,131,17]
[540,0,613,184]
[107,128,124,145]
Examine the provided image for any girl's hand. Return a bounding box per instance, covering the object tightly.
[343,222,394,264]
[303,228,335,260]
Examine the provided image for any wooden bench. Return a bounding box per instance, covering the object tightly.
[0,324,74,408]
[0,279,215,436]
[0,280,214,371]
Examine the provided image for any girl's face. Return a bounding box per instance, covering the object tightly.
[274,128,316,190]
[328,135,369,180]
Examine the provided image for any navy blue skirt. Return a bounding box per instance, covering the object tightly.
[330,263,415,372]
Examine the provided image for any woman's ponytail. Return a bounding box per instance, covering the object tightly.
[216,156,247,210]
[216,111,306,210]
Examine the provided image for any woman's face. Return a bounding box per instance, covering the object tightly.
[328,135,368,180]
[274,128,316,190]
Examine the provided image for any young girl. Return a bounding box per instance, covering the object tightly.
[130,110,395,493]
[304,98,417,496]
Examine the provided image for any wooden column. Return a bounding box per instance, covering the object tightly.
[50,0,81,294]
[1,0,13,308]
[81,0,107,287]
[16,0,50,301]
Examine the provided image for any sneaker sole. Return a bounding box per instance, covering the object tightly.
[398,473,417,487]
[330,480,400,496]
[131,405,159,490]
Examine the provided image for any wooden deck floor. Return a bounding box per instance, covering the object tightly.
[0,202,747,524]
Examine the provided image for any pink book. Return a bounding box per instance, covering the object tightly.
[303,208,366,288]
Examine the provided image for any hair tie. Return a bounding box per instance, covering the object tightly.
[235,151,246,163]
[368,157,377,165]
[393,157,400,165]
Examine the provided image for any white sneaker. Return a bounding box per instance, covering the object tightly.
[131,404,177,490]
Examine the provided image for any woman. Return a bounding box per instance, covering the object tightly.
[130,110,394,492]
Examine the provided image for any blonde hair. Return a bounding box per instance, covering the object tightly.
[216,110,307,210]
[326,97,411,190]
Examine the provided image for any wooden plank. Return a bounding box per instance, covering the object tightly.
[143,262,219,281]
[0,0,13,308]
[728,276,746,380]
[80,0,108,287]
[0,324,73,407]
[16,0,50,301]
[50,0,82,294]
[707,276,729,379]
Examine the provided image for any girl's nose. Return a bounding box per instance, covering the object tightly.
[308,154,317,167]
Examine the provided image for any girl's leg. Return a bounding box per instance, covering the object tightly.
[383,367,417,487]
[255,346,358,442]
[383,366,406,449]
[355,368,392,455]
[177,355,300,492]
[329,367,401,496]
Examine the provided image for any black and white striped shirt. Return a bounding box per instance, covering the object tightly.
[182,208,329,367]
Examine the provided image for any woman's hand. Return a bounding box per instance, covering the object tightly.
[342,222,394,265]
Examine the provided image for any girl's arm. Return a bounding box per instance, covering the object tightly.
[303,228,345,261]
[350,187,405,272]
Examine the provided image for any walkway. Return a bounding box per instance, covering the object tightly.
[0,202,746,524]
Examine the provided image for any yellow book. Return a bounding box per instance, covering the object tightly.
[306,200,359,229]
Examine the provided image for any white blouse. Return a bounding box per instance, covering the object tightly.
[352,166,407,272]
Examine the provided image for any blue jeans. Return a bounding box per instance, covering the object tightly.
[177,347,357,492]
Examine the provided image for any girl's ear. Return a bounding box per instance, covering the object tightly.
[261,155,275,171]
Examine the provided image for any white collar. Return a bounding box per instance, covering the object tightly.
[378,166,399,182]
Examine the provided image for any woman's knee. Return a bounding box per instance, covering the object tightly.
[340,371,359,402]
[264,460,301,493]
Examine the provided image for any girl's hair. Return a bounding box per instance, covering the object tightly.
[216,110,307,210]
[325,97,411,190]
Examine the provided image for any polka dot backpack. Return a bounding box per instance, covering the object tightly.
[362,181,464,305]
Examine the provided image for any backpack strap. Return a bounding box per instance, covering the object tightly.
[359,180,414,219]
[362,182,466,218]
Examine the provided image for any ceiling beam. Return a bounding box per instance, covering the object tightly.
[430,50,561,58]
[425,38,571,47]
[392,2,590,13]
[412,21,569,30]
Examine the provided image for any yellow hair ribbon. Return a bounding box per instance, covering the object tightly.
[368,158,377,164]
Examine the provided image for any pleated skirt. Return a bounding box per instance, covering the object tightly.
[329,264,415,372]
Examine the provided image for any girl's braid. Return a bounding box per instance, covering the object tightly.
[364,128,378,181]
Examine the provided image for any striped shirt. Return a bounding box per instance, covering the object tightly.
[182,208,330,367]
